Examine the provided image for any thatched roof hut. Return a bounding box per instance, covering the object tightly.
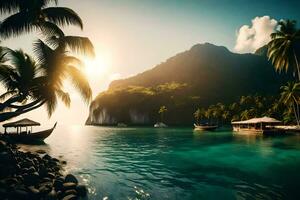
[3,118,41,127]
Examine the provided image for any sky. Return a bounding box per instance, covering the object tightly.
[1,0,300,126]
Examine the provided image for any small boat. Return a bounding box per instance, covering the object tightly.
[2,118,57,143]
[154,122,168,128]
[117,123,127,127]
[194,123,218,131]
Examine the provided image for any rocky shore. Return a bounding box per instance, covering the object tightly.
[0,139,88,200]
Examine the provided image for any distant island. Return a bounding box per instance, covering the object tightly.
[86,43,293,126]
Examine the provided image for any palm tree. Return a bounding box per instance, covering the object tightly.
[0,1,95,121]
[32,36,93,116]
[267,20,300,80]
[194,108,204,125]
[0,31,94,121]
[158,106,167,123]
[0,0,83,39]
[279,82,300,125]
[0,49,47,121]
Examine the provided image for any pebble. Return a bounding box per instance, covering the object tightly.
[65,174,78,184]
[62,194,78,200]
[63,182,77,190]
[0,138,88,199]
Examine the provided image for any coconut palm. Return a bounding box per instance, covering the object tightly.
[0,0,83,39]
[0,49,47,121]
[194,108,204,125]
[279,82,300,125]
[267,20,300,80]
[31,38,92,116]
[158,106,167,123]
[0,31,94,121]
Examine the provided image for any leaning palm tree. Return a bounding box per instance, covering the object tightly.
[0,0,83,39]
[0,49,46,119]
[0,33,94,121]
[267,20,300,80]
[158,106,167,123]
[279,82,300,126]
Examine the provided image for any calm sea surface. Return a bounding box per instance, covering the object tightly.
[19,126,300,200]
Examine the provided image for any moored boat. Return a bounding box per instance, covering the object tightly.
[154,122,168,128]
[194,124,218,131]
[2,118,57,143]
[117,123,127,127]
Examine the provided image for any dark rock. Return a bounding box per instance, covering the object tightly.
[0,151,14,164]
[20,160,33,168]
[65,174,78,184]
[28,166,36,173]
[0,140,7,151]
[53,179,63,191]
[42,177,52,183]
[47,189,57,199]
[23,172,40,186]
[5,177,19,186]
[63,189,77,197]
[39,165,48,177]
[62,194,78,200]
[0,188,7,198]
[56,190,63,199]
[9,189,30,200]
[47,172,55,179]
[76,185,87,197]
[27,186,40,195]
[38,183,52,194]
[43,154,52,160]
[62,182,77,190]
[36,149,46,154]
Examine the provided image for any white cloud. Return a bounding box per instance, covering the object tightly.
[234,16,277,53]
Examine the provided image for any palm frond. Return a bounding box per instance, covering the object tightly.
[0,11,37,38]
[56,89,70,107]
[0,90,18,101]
[63,56,84,68]
[33,39,54,67]
[0,0,20,14]
[67,66,92,103]
[38,21,64,41]
[63,36,95,57]
[42,7,83,29]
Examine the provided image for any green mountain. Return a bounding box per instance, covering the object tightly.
[86,43,293,125]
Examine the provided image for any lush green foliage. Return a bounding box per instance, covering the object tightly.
[267,20,300,80]
[87,44,294,125]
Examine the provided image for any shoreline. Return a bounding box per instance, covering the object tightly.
[0,138,88,200]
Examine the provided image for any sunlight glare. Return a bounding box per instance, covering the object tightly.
[84,54,111,77]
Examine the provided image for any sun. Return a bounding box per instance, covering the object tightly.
[83,54,110,78]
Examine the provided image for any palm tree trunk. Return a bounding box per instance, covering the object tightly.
[292,102,299,126]
[0,95,26,111]
[293,50,300,81]
[0,100,45,122]
[292,96,300,126]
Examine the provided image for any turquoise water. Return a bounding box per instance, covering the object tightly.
[20,126,300,200]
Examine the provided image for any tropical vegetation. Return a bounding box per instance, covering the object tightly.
[193,82,300,125]
[158,106,167,123]
[0,0,94,122]
[267,20,300,80]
